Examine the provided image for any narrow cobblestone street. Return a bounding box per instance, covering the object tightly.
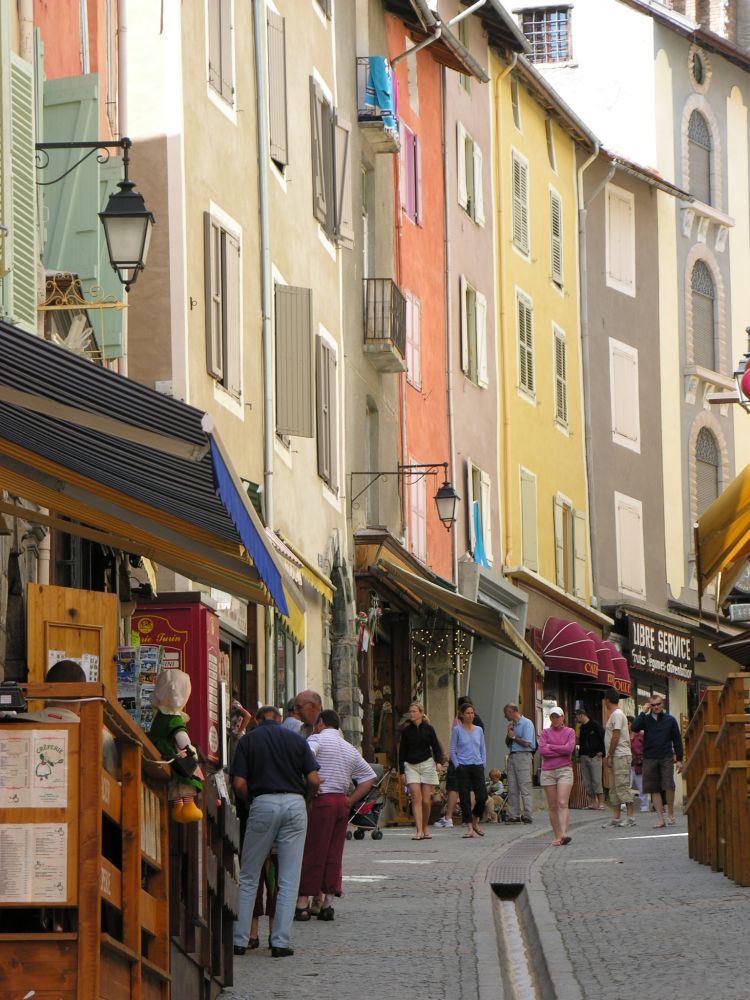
[225,811,750,1000]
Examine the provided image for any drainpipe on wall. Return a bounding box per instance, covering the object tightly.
[253,0,276,702]
[493,54,516,564]
[117,0,129,378]
[577,147,610,607]
[441,66,458,585]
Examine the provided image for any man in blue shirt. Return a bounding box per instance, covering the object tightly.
[503,702,536,823]
[232,706,320,958]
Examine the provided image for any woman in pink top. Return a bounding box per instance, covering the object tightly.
[538,706,576,846]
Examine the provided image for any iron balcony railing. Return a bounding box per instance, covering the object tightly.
[363,278,406,360]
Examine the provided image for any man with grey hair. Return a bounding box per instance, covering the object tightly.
[503,702,536,824]
[293,689,323,737]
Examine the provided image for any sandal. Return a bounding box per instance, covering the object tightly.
[462,832,475,838]
[473,827,485,837]
[654,821,666,829]
[411,834,424,840]
[560,836,572,845]
[293,907,311,921]
[666,817,676,826]
[551,839,563,846]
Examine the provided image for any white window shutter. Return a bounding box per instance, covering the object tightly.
[573,509,587,599]
[520,469,538,572]
[553,495,565,589]
[333,112,354,248]
[480,470,493,565]
[610,339,640,450]
[615,494,646,596]
[460,274,469,373]
[512,154,529,253]
[405,291,414,378]
[8,54,37,332]
[457,122,468,209]
[550,191,563,285]
[413,296,422,388]
[223,230,242,397]
[414,134,423,224]
[554,329,567,425]
[466,458,476,555]
[473,142,484,226]
[204,213,224,380]
[476,291,488,387]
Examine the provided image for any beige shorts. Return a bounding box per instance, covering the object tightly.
[403,758,439,785]
[540,765,574,787]
[609,755,633,806]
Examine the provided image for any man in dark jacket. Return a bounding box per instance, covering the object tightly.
[574,707,605,810]
[632,695,683,827]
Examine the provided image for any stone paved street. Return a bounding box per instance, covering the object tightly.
[222,811,750,1000]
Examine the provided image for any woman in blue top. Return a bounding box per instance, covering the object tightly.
[449,704,488,838]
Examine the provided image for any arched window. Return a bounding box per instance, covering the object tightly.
[691,260,716,370]
[696,427,720,516]
[688,110,712,204]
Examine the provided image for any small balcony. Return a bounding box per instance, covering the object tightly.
[357,56,400,153]
[363,278,407,373]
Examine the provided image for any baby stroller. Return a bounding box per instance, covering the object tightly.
[346,764,390,841]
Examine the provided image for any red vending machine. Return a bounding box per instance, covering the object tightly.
[133,594,223,765]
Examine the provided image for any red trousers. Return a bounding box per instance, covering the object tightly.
[298,793,349,897]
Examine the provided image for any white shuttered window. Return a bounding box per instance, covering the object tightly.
[606,184,635,296]
[204,212,241,397]
[409,459,427,561]
[512,151,529,254]
[609,338,640,452]
[553,326,568,427]
[614,492,646,597]
[519,467,538,572]
[550,189,563,287]
[517,291,535,396]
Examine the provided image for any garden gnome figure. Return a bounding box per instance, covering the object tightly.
[149,670,204,822]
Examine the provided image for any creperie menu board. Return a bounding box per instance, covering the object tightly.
[628,616,694,681]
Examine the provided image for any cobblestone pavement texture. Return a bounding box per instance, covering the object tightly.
[537,811,750,1000]
[222,810,750,1000]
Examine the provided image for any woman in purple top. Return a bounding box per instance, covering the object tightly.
[538,707,576,846]
[448,704,488,839]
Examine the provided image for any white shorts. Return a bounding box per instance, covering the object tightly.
[540,765,574,787]
[403,758,439,785]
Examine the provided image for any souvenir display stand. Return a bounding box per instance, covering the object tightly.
[0,683,171,1000]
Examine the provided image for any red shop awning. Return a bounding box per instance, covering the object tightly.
[611,648,632,697]
[541,618,599,679]
[588,634,615,686]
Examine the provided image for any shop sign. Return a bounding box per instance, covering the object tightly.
[628,616,694,682]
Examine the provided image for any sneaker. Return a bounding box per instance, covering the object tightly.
[521,816,533,824]
[619,817,637,828]
[435,817,453,828]
[602,818,621,828]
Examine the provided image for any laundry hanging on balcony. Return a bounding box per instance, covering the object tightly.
[363,56,398,132]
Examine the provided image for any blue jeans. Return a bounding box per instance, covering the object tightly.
[233,793,308,949]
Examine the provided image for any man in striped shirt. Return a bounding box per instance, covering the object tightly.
[295,710,376,921]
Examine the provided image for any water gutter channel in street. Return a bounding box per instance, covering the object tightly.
[491,883,555,1000]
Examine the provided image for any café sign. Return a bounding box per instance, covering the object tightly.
[628,616,694,682]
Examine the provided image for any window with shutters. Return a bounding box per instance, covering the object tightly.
[550,189,563,288]
[314,0,332,18]
[316,334,339,492]
[466,460,493,567]
[512,151,530,254]
[553,326,568,427]
[275,283,314,438]
[458,15,471,93]
[517,290,535,397]
[695,427,719,516]
[553,496,586,597]
[606,184,635,296]
[310,77,353,247]
[409,459,427,562]
[204,211,242,398]
[519,467,538,572]
[521,8,572,63]
[207,0,235,107]
[400,122,422,224]
[614,492,646,597]
[691,260,716,371]
[405,291,422,389]
[688,110,712,205]
[460,276,488,388]
[511,77,522,131]
[457,124,484,225]
[267,9,288,169]
[545,117,557,171]
[609,338,640,453]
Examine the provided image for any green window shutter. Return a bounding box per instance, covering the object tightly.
[573,509,587,599]
[275,284,314,437]
[9,53,37,332]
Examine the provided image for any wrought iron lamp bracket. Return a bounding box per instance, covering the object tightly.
[35,137,132,187]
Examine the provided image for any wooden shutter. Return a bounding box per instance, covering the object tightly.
[9,54,36,332]
[573,509,587,599]
[409,295,421,388]
[616,495,645,595]
[696,428,719,516]
[310,78,328,224]
[460,275,469,373]
[553,495,566,589]
[554,328,567,424]
[476,290,488,387]
[328,344,338,492]
[208,0,221,94]
[267,10,288,166]
[691,261,715,370]
[520,469,538,572]
[204,213,224,380]
[414,134,423,224]
[333,112,354,248]
[610,341,639,446]
[219,0,233,101]
[401,125,415,219]
[410,463,426,561]
[223,230,241,397]
[275,284,314,437]
[517,292,534,394]
[512,153,529,253]
[457,122,468,209]
[550,190,563,286]
[316,336,338,489]
[688,111,712,204]
[473,142,484,226]
[466,459,476,555]
[479,470,493,565]
[405,291,414,379]
[607,188,634,290]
